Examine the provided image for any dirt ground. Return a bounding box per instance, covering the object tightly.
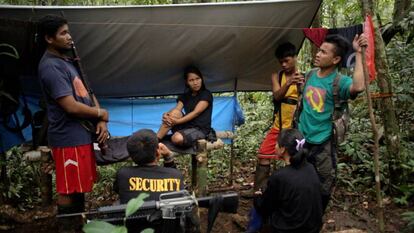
[0,160,410,233]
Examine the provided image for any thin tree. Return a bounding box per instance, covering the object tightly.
[360,0,403,188]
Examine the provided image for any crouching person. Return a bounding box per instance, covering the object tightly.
[253,129,323,233]
[114,129,183,203]
[113,129,199,232]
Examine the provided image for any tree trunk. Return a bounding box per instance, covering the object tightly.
[393,0,411,22]
[382,0,412,44]
[327,2,337,28]
[360,0,402,186]
[362,46,385,233]
[0,152,7,205]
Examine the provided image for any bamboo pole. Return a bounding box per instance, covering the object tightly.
[195,139,208,196]
[40,147,52,206]
[362,46,384,232]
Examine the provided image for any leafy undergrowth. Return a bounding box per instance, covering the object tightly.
[1,156,412,233]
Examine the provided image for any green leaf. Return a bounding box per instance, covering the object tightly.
[401,211,414,228]
[110,226,128,233]
[82,220,116,233]
[141,228,155,233]
[125,192,150,217]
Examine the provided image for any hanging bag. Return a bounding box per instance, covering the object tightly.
[332,75,350,145]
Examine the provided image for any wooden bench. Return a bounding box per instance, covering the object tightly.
[22,130,235,202]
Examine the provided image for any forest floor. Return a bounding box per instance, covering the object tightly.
[0,159,411,233]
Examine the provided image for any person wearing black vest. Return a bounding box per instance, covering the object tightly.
[253,42,304,193]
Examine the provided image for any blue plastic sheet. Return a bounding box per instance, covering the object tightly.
[0,95,244,152]
[101,96,243,137]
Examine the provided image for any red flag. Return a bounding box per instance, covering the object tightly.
[303,28,328,47]
[364,15,376,81]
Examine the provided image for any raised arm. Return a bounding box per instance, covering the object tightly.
[272,72,303,101]
[349,33,368,95]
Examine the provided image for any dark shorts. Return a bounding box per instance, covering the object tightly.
[172,126,207,147]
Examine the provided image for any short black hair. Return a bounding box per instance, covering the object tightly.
[275,42,297,59]
[127,129,159,166]
[37,14,68,47]
[323,34,351,65]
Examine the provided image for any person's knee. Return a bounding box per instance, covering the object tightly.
[257,157,270,165]
[57,194,74,206]
[171,132,184,145]
[169,109,183,119]
[316,154,333,176]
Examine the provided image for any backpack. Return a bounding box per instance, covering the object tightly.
[0,44,20,118]
[332,74,350,145]
[294,69,350,145]
[0,44,32,133]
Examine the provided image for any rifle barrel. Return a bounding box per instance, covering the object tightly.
[197,192,239,213]
[70,42,95,106]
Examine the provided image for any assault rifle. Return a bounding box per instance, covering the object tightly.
[58,190,238,233]
[70,41,98,133]
[70,41,111,149]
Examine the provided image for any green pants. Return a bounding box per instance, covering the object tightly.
[305,138,336,206]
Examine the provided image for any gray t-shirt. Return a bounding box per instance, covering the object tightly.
[38,51,93,147]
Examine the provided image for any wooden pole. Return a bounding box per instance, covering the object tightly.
[195,139,208,196]
[191,154,197,191]
[40,147,52,206]
[229,139,234,186]
[362,47,385,232]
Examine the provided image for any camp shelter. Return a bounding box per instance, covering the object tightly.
[0,0,321,151]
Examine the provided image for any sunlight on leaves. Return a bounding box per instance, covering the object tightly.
[141,228,155,233]
[110,226,128,233]
[126,192,150,218]
[82,220,116,233]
